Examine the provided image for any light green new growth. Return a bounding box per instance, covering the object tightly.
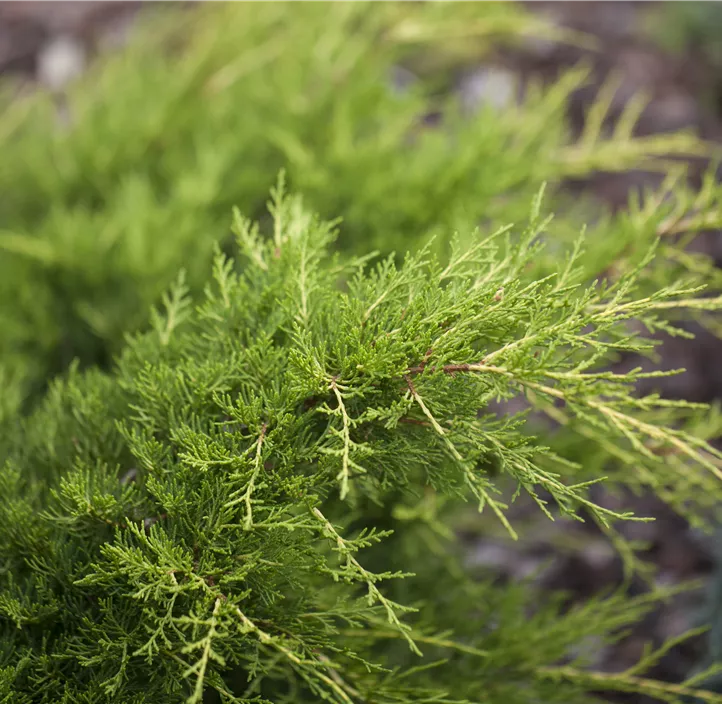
[1,2,720,408]
[3,184,722,703]
[3,3,722,703]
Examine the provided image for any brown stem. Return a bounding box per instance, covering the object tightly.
[398,417,431,427]
[407,361,486,376]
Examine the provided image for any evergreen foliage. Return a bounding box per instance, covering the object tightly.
[4,3,722,703]
[1,2,719,405]
[2,183,722,703]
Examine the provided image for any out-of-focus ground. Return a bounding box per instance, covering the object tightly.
[3,1,722,698]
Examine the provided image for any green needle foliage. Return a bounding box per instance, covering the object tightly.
[4,3,722,703]
[3,185,722,703]
[0,1,719,406]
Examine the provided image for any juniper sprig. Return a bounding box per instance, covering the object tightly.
[3,184,722,703]
[2,2,719,409]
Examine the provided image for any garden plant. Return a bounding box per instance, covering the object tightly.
[3,4,722,703]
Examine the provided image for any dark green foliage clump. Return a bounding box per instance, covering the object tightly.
[3,185,722,703]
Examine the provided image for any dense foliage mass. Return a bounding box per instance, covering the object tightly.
[1,185,722,703]
[3,3,722,703]
[1,2,718,406]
